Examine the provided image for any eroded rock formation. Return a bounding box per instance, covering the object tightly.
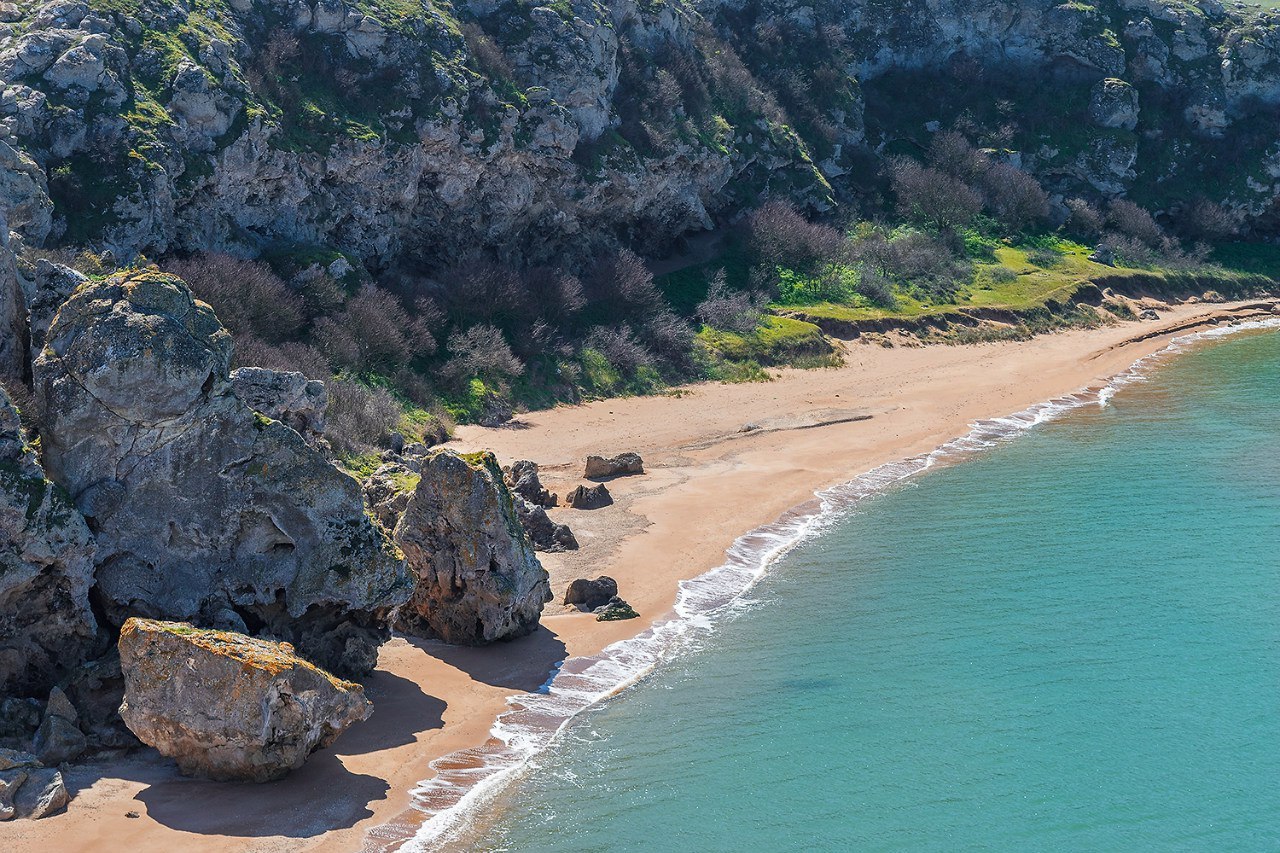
[32,270,410,676]
[584,452,644,479]
[0,384,97,698]
[392,450,551,644]
[230,366,329,446]
[117,618,371,782]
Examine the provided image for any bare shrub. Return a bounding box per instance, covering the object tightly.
[1108,199,1163,247]
[1064,198,1104,239]
[586,248,666,317]
[696,270,766,333]
[639,309,695,370]
[854,267,896,306]
[325,379,403,456]
[1176,199,1241,241]
[313,284,438,373]
[165,253,304,343]
[889,157,982,231]
[233,336,332,378]
[462,23,514,81]
[982,161,1050,231]
[927,132,988,183]
[745,201,848,274]
[524,265,586,324]
[442,324,524,390]
[584,325,653,376]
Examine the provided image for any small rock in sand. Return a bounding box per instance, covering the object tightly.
[584,452,644,480]
[566,483,612,509]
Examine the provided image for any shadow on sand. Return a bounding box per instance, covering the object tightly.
[407,625,568,692]
[132,670,445,837]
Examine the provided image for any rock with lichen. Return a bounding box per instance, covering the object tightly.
[0,384,97,699]
[392,450,551,645]
[117,618,371,782]
[32,270,410,677]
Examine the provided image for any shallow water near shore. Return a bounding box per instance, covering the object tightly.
[452,326,1280,851]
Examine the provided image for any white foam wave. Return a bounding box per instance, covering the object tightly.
[393,315,1280,852]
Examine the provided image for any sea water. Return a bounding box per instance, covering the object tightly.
[449,327,1280,852]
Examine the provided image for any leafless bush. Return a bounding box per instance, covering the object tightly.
[1175,198,1241,242]
[696,269,767,333]
[524,265,586,324]
[746,201,848,274]
[439,253,528,325]
[854,267,896,306]
[639,308,695,370]
[165,253,304,343]
[325,379,403,456]
[232,336,332,378]
[1064,198,1104,239]
[981,161,1050,231]
[889,157,982,231]
[587,248,666,317]
[1108,234,1211,270]
[1108,199,1163,247]
[927,132,988,183]
[313,284,438,373]
[584,325,654,376]
[442,324,524,389]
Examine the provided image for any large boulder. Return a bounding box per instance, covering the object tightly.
[564,576,617,611]
[32,271,411,676]
[0,384,97,698]
[117,618,371,783]
[392,450,551,645]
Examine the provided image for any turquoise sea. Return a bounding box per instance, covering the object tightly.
[441,326,1280,852]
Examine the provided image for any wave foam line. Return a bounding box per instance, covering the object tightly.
[388,315,1280,852]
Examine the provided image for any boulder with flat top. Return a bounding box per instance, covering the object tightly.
[584,452,643,480]
[117,618,371,782]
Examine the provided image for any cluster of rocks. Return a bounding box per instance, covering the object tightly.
[0,265,558,804]
[563,576,639,622]
[504,460,577,553]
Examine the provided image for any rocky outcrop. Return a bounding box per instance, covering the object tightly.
[594,596,639,622]
[566,482,612,509]
[0,384,97,698]
[514,497,578,553]
[392,450,551,645]
[0,748,68,820]
[564,576,617,611]
[117,618,371,783]
[230,367,328,445]
[584,452,643,479]
[505,460,556,507]
[32,270,410,677]
[362,461,419,532]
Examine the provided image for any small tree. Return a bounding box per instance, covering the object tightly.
[1108,199,1163,247]
[982,161,1050,232]
[442,324,524,390]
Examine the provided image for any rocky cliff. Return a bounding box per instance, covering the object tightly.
[2,0,1277,271]
[32,269,411,676]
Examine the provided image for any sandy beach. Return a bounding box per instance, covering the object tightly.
[8,298,1277,852]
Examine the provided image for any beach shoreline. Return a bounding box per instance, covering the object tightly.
[9,299,1277,853]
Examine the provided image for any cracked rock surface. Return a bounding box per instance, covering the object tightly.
[33,270,410,677]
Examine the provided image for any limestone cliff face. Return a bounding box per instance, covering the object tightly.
[0,0,1277,264]
[32,269,411,676]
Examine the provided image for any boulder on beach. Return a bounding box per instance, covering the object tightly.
[0,385,98,699]
[0,748,69,820]
[566,482,612,509]
[595,597,639,622]
[564,576,618,611]
[117,618,371,783]
[392,450,552,645]
[505,460,557,507]
[515,497,578,553]
[584,452,644,480]
[33,271,411,677]
[31,687,85,766]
